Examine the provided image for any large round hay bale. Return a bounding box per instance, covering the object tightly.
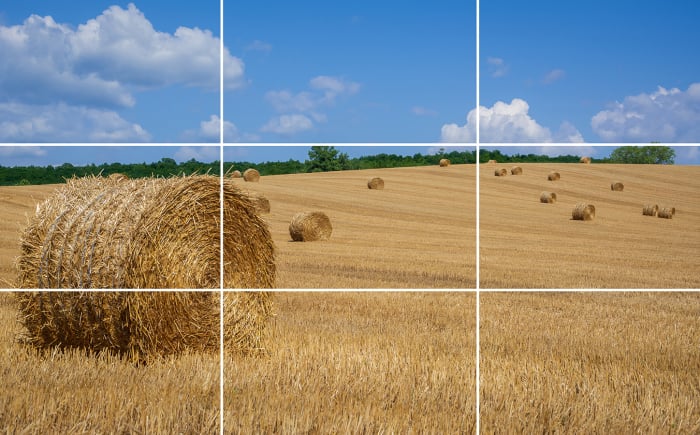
[658,207,675,219]
[540,191,557,203]
[243,168,260,182]
[247,192,271,214]
[494,168,507,176]
[17,175,275,289]
[224,291,273,356]
[547,172,560,181]
[580,156,591,164]
[611,182,624,191]
[511,166,523,175]
[108,173,129,181]
[572,202,595,221]
[487,159,497,164]
[439,158,450,167]
[230,170,242,178]
[289,211,332,242]
[367,177,384,189]
[642,204,658,216]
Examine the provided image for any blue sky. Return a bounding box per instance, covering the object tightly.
[464,0,700,143]
[225,1,475,143]
[0,1,222,143]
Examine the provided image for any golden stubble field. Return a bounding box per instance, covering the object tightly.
[226,291,476,434]
[480,163,700,288]
[0,164,475,289]
[481,292,700,433]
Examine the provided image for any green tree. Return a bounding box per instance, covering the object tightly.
[305,146,350,172]
[609,146,675,164]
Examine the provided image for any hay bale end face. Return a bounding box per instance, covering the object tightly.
[510,166,523,175]
[611,182,624,191]
[230,170,242,178]
[17,175,275,289]
[289,211,332,242]
[439,158,450,167]
[658,207,675,219]
[572,202,595,221]
[367,177,384,189]
[547,172,560,181]
[243,168,260,182]
[642,204,658,216]
[540,191,557,204]
[580,156,591,164]
[494,168,507,177]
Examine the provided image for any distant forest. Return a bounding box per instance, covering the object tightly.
[0,148,606,186]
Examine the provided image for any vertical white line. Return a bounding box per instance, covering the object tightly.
[219,1,225,434]
[475,0,481,433]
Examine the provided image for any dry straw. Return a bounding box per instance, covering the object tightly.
[511,166,523,175]
[611,182,624,191]
[17,175,275,289]
[494,168,507,176]
[243,168,260,182]
[15,291,274,359]
[367,177,384,189]
[547,172,560,181]
[572,202,596,221]
[439,158,450,167]
[247,192,271,214]
[289,211,332,241]
[580,156,591,164]
[658,207,676,219]
[540,191,557,203]
[642,204,659,216]
[108,173,129,181]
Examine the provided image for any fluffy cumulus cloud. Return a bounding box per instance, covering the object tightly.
[181,115,237,142]
[591,84,700,142]
[174,146,220,163]
[262,76,359,136]
[441,99,584,143]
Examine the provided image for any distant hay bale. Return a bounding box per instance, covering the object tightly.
[494,168,507,176]
[367,177,384,189]
[511,166,523,175]
[642,204,659,216]
[611,182,624,191]
[230,170,242,178]
[248,192,271,214]
[108,173,129,181]
[17,175,275,289]
[658,207,675,219]
[487,160,497,164]
[289,211,332,242]
[580,156,591,164]
[572,202,595,221]
[439,158,450,167]
[547,172,560,181]
[243,168,260,182]
[224,292,274,356]
[540,191,557,203]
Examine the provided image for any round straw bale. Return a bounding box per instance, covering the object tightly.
[572,202,595,221]
[224,291,274,356]
[540,191,557,203]
[487,159,497,164]
[247,192,271,214]
[658,207,675,219]
[611,182,624,191]
[289,211,332,242]
[494,168,507,176]
[547,171,560,181]
[580,156,591,164]
[243,168,260,182]
[511,166,523,175]
[108,173,129,181]
[17,175,275,289]
[367,177,384,189]
[439,158,450,167]
[230,170,242,178]
[642,204,658,216]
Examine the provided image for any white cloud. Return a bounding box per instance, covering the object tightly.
[591,83,700,142]
[543,69,565,84]
[486,57,508,78]
[441,99,583,143]
[0,102,150,142]
[265,90,317,113]
[260,114,313,135]
[174,146,220,162]
[181,115,238,142]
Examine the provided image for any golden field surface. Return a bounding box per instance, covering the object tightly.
[0,292,219,433]
[481,292,700,433]
[0,164,474,289]
[480,163,700,288]
[226,291,476,434]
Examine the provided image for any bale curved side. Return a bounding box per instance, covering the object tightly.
[487,159,497,164]
[580,156,591,164]
[230,170,242,179]
[658,207,675,219]
[439,159,450,167]
[494,168,507,176]
[572,202,595,221]
[540,192,557,204]
[289,211,332,242]
[247,192,271,214]
[611,182,624,191]
[642,204,658,216]
[511,166,523,175]
[243,168,260,182]
[547,172,560,181]
[367,177,385,189]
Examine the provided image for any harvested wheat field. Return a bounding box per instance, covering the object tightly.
[225,164,475,288]
[226,291,475,434]
[481,292,700,433]
[0,293,219,433]
[481,163,700,288]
